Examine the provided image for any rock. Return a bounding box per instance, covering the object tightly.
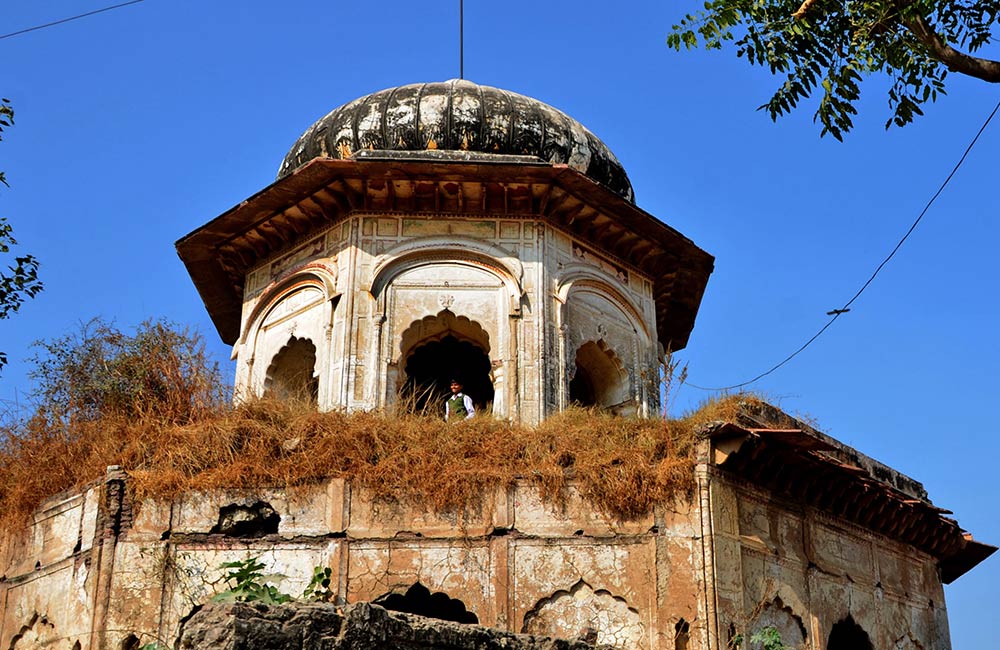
[178,601,607,650]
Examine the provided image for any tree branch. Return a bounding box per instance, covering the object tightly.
[792,0,819,20]
[904,13,1000,82]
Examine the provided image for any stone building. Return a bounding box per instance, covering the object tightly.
[0,80,992,650]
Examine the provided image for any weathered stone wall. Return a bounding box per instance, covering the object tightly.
[709,469,950,649]
[0,458,959,650]
[0,474,702,650]
[233,214,659,424]
[177,601,600,650]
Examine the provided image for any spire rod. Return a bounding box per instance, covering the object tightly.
[459,0,464,79]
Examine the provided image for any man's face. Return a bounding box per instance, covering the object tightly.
[450,381,462,395]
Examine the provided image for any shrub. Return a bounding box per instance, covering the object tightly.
[27,318,225,424]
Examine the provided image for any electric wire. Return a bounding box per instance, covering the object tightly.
[0,1,146,41]
[683,98,1000,392]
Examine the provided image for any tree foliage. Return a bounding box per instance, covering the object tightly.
[0,98,42,369]
[668,0,1000,138]
[28,318,225,425]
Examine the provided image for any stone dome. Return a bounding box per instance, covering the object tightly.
[278,79,634,202]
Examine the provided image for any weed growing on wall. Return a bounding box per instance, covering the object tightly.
[212,557,291,605]
[302,566,335,602]
[730,626,789,650]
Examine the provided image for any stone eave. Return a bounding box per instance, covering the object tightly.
[705,420,996,583]
[177,157,714,347]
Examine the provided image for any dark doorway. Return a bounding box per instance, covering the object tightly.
[569,365,596,406]
[827,615,873,650]
[403,335,493,414]
[376,583,478,624]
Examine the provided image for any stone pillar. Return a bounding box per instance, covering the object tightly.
[88,466,129,650]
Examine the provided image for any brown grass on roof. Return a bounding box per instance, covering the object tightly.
[0,394,766,531]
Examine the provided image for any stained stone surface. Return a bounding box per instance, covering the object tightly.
[278,79,635,202]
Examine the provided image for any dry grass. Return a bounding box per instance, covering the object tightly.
[0,394,766,531]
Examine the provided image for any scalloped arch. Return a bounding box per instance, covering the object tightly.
[263,336,318,403]
[374,582,478,625]
[753,597,807,650]
[522,580,644,650]
[398,310,491,359]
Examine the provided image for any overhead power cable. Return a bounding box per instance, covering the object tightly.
[0,1,146,41]
[684,98,1000,392]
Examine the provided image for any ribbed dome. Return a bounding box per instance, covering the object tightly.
[278,79,634,202]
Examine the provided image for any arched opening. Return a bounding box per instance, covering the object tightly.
[404,336,493,414]
[375,583,478,624]
[569,340,627,409]
[265,336,318,405]
[752,598,807,650]
[399,311,493,415]
[827,615,873,650]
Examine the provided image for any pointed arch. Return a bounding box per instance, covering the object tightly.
[398,310,492,358]
[240,261,338,345]
[828,615,873,650]
[369,236,524,310]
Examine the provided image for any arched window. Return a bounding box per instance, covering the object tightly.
[264,336,318,405]
[827,615,873,650]
[399,311,493,415]
[569,340,628,410]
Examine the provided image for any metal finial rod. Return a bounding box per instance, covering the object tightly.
[459,0,464,79]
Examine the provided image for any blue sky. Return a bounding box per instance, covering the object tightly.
[2,1,998,645]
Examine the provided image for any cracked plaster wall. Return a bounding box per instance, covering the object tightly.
[0,466,956,650]
[0,474,703,650]
[709,471,951,649]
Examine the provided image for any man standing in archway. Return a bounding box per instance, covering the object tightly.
[445,379,475,421]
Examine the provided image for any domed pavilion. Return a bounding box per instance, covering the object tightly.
[177,79,714,422]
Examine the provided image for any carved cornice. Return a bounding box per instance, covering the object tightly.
[705,423,996,583]
[177,158,714,347]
